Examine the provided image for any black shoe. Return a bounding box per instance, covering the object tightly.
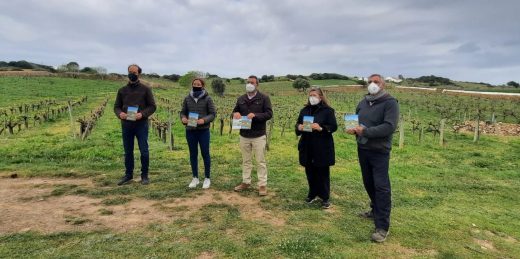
[141,178,149,185]
[117,177,133,186]
[358,210,374,219]
[305,197,318,204]
[321,200,331,209]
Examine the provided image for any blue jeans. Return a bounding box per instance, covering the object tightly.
[186,129,211,178]
[122,121,149,179]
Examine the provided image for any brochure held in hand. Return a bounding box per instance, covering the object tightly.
[188,112,199,127]
[126,106,139,121]
[303,116,314,132]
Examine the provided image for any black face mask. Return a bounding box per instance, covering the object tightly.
[192,87,203,98]
[128,73,138,82]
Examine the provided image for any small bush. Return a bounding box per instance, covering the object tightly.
[292,78,310,91]
[211,78,226,96]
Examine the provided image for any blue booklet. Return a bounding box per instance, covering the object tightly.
[240,116,252,129]
[344,114,359,130]
[126,106,138,121]
[303,116,314,132]
[232,116,253,130]
[188,112,199,127]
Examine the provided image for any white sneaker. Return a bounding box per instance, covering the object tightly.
[202,178,211,189]
[188,178,199,188]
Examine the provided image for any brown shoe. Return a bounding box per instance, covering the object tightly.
[234,183,250,192]
[259,186,267,196]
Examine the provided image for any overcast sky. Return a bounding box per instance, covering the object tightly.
[1,0,519,84]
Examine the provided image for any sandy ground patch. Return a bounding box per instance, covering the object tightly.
[0,177,285,234]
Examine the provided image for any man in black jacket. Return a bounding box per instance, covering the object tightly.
[232,75,273,196]
[347,74,399,242]
[114,64,156,186]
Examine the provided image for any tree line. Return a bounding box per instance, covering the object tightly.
[3,60,518,89]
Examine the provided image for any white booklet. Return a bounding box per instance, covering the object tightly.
[232,118,242,130]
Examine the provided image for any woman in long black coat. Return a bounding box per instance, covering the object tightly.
[295,87,337,209]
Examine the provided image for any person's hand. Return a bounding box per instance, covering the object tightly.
[119,112,127,120]
[353,125,365,135]
[346,128,356,135]
[197,119,205,125]
[297,124,304,131]
[233,112,241,119]
[311,123,322,131]
[247,113,255,119]
[136,113,143,120]
[181,117,188,124]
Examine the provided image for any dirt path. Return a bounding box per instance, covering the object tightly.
[0,177,285,234]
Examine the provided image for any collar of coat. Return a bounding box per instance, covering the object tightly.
[189,89,208,102]
[304,102,328,114]
[242,91,264,102]
[127,80,143,88]
[365,90,392,106]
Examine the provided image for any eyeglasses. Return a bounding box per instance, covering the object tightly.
[367,81,381,84]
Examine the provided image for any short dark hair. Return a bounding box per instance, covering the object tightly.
[248,75,259,85]
[128,64,142,74]
[368,74,385,86]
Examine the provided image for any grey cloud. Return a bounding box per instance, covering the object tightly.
[0,0,519,84]
[452,42,481,53]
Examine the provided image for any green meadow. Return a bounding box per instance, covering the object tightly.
[0,76,519,258]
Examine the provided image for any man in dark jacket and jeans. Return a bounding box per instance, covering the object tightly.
[232,75,273,196]
[114,64,156,186]
[347,74,399,242]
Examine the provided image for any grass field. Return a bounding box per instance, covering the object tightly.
[308,79,361,86]
[0,76,519,258]
[394,79,520,93]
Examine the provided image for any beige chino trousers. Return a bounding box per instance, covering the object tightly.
[239,135,268,187]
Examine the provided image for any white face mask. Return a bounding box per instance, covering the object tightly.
[309,96,320,106]
[245,83,256,93]
[367,82,381,95]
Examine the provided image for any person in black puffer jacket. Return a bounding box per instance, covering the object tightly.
[180,78,216,189]
[295,87,337,209]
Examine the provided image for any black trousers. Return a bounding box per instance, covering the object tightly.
[358,148,391,231]
[305,165,330,201]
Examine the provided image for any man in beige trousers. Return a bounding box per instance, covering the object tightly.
[232,75,273,196]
